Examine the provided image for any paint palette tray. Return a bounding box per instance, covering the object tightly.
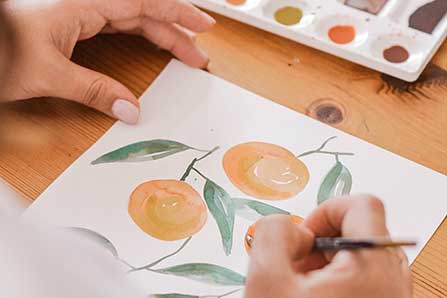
[191,0,447,81]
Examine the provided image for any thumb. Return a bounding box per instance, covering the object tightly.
[50,52,140,124]
[246,215,314,297]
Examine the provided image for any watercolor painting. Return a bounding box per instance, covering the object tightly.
[91,136,353,250]
[25,61,447,298]
[67,136,354,297]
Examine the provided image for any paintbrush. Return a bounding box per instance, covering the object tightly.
[245,235,417,252]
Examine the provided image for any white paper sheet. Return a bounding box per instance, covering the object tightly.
[25,60,447,297]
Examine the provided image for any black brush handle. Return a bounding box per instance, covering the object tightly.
[314,237,374,251]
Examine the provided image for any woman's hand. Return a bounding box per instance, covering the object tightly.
[245,196,413,298]
[0,0,215,124]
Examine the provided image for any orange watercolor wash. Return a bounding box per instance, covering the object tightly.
[128,180,207,241]
[244,215,304,253]
[223,142,309,200]
[328,25,356,44]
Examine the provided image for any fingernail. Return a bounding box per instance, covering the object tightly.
[112,99,139,124]
[202,12,216,26]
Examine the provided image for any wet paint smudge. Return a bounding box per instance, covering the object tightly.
[383,45,410,63]
[328,25,356,44]
[274,6,303,26]
[409,0,447,34]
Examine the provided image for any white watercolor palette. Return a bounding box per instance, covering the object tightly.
[191,0,447,81]
[24,61,447,297]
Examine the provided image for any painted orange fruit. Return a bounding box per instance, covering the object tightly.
[223,142,310,200]
[244,215,304,253]
[129,180,207,241]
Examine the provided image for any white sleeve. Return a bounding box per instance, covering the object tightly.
[0,220,145,298]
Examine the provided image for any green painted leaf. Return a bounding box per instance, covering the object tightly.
[151,263,246,286]
[91,139,192,165]
[149,289,241,298]
[203,180,236,256]
[317,161,352,205]
[233,198,290,221]
[64,227,118,258]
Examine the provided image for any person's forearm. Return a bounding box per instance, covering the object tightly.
[0,5,14,97]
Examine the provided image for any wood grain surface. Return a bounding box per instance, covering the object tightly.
[0,11,446,297]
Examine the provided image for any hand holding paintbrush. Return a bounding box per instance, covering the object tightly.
[244,196,413,298]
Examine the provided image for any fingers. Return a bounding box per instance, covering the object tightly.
[300,248,412,298]
[246,215,313,297]
[141,0,215,32]
[102,17,209,68]
[92,0,215,33]
[298,251,368,298]
[293,251,329,273]
[297,196,412,298]
[93,0,214,69]
[304,195,389,238]
[48,52,140,124]
[295,195,389,271]
[140,19,208,68]
[252,215,314,268]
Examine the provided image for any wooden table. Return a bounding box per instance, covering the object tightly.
[0,11,446,297]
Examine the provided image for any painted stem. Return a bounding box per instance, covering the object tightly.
[118,258,136,270]
[190,146,216,153]
[201,289,242,298]
[180,146,220,181]
[297,136,354,158]
[191,167,210,182]
[298,150,354,158]
[128,237,192,273]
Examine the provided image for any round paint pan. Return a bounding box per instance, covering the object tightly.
[371,34,428,68]
[316,15,368,47]
[225,0,247,5]
[224,0,262,10]
[263,0,315,28]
